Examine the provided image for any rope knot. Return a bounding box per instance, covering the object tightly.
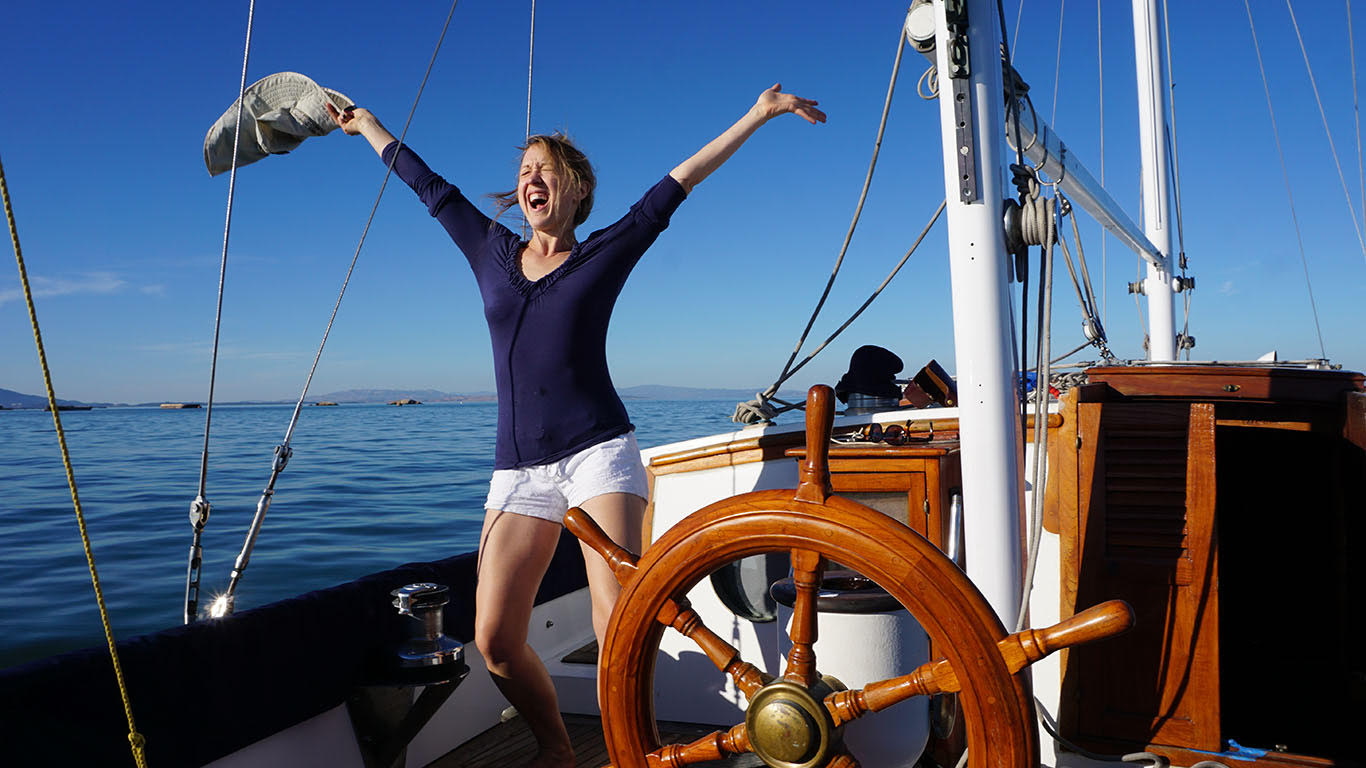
[1008,162,1042,202]
[732,392,779,425]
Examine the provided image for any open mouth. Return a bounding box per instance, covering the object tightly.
[527,192,549,211]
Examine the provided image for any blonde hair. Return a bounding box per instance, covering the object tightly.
[491,132,596,227]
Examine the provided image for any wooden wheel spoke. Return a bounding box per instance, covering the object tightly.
[655,595,772,700]
[823,660,944,728]
[565,506,639,585]
[995,599,1133,675]
[636,723,752,767]
[822,600,1135,728]
[783,548,825,687]
[566,506,775,698]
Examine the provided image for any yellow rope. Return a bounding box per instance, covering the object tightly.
[1,154,149,768]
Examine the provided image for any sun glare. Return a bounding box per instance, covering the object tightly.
[207,593,233,619]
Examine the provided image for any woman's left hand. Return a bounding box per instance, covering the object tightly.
[668,82,826,193]
[752,83,826,125]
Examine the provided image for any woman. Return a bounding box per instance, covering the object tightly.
[328,84,823,767]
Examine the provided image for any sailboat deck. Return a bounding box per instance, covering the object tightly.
[427,713,762,767]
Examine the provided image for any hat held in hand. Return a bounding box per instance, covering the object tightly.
[204,72,354,176]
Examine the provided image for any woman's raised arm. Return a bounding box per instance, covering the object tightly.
[326,103,398,157]
[668,83,825,194]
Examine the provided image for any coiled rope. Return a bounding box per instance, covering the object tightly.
[3,155,149,766]
[734,23,932,424]
[216,0,464,614]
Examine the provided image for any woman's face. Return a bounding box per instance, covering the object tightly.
[518,143,583,236]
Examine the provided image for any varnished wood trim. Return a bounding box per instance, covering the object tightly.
[648,432,809,474]
[1087,364,1365,404]
[1214,418,1314,431]
[790,445,956,459]
[1182,402,1221,749]
[829,472,917,492]
[642,468,656,554]
[1346,391,1366,450]
[1043,389,1080,535]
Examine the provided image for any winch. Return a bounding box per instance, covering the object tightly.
[390,582,467,684]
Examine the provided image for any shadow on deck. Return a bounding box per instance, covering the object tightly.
[428,712,764,767]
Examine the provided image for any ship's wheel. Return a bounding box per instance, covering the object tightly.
[567,385,1131,768]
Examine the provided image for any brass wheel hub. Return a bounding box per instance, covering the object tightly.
[744,676,845,768]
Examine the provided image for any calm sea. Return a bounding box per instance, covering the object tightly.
[0,400,745,668]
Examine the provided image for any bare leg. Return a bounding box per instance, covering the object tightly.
[574,492,646,653]
[476,509,575,768]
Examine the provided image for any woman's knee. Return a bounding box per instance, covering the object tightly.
[475,616,526,669]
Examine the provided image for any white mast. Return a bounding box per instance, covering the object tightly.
[928,0,1024,629]
[1132,0,1179,360]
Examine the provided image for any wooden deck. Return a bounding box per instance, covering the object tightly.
[426,712,762,767]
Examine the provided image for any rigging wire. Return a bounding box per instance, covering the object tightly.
[732,24,911,423]
[732,201,946,423]
[1244,0,1328,359]
[183,0,257,626]
[1285,0,1366,266]
[3,156,149,767]
[1050,0,1066,127]
[214,0,464,616]
[526,0,536,144]
[522,0,535,238]
[999,0,1032,435]
[1350,0,1365,236]
[1097,0,1106,330]
[1012,0,1026,57]
[1160,0,1193,360]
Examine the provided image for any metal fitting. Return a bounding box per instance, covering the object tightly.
[189,496,211,528]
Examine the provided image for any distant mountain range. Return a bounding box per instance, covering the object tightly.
[0,388,116,410]
[0,385,786,409]
[310,385,786,403]
[311,388,496,404]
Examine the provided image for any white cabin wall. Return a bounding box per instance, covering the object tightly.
[647,458,799,724]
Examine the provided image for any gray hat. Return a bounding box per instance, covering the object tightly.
[203,72,354,176]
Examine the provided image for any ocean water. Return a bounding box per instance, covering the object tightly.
[0,400,745,668]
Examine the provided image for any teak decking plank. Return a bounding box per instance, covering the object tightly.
[427,713,747,767]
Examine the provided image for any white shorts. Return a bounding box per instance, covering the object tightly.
[485,432,649,523]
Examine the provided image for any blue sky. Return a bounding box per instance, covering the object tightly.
[2,1,1364,404]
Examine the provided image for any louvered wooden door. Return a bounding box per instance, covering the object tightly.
[1064,400,1221,751]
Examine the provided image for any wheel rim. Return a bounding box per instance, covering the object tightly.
[599,491,1038,768]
